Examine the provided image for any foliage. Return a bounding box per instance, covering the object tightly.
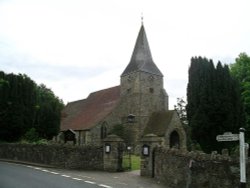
[35,84,64,139]
[186,57,245,153]
[109,124,134,145]
[174,97,193,151]
[35,139,49,145]
[230,53,250,142]
[0,71,64,142]
[110,124,125,138]
[24,128,40,142]
[174,97,187,124]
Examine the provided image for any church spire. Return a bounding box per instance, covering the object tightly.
[121,23,163,77]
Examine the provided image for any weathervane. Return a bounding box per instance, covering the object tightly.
[141,12,144,25]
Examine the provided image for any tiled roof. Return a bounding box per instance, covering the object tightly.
[61,86,120,131]
[144,110,175,136]
[121,24,163,77]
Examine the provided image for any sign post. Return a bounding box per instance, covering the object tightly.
[216,129,247,188]
[239,128,246,188]
[216,132,239,142]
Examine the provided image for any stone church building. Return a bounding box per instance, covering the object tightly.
[60,23,187,150]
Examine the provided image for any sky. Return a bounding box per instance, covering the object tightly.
[0,0,250,109]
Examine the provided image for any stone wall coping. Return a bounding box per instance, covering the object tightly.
[156,147,241,162]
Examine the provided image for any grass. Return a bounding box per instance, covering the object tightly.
[122,154,141,171]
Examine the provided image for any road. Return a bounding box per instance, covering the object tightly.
[0,161,165,188]
[0,161,105,188]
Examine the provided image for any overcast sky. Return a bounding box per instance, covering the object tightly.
[0,0,250,109]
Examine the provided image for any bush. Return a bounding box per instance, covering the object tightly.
[23,128,40,142]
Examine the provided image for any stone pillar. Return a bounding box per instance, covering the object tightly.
[140,134,162,177]
[103,134,124,172]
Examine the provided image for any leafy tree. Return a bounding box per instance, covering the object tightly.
[35,84,64,139]
[174,97,187,124]
[109,124,134,145]
[187,57,244,153]
[231,53,250,141]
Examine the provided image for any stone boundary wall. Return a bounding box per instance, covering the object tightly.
[0,144,103,170]
[154,147,250,188]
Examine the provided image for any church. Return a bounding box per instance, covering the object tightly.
[59,23,187,150]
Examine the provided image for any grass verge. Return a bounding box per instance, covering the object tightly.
[122,155,140,171]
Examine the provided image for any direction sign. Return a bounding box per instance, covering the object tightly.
[216,132,239,142]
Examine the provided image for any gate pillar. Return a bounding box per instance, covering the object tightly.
[103,134,124,172]
[140,134,162,177]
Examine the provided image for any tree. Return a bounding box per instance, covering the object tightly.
[0,72,37,141]
[109,124,134,145]
[230,53,250,141]
[0,71,64,142]
[35,84,64,139]
[174,97,187,124]
[187,57,244,153]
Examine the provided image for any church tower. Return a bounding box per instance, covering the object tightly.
[120,23,168,141]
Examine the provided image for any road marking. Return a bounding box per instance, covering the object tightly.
[72,177,82,181]
[98,184,113,188]
[49,171,59,175]
[61,174,71,178]
[84,180,96,184]
[22,164,113,188]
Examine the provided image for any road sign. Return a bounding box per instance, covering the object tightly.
[216,129,247,187]
[216,132,239,142]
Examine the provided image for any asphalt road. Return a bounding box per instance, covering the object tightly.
[0,161,165,188]
[0,162,103,188]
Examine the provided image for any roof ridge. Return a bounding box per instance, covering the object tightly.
[88,85,120,96]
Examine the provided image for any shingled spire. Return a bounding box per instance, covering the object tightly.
[121,24,163,76]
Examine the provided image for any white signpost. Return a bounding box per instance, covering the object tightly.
[239,128,246,188]
[216,128,246,188]
[216,132,239,142]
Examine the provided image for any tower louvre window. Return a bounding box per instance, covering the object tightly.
[149,88,154,93]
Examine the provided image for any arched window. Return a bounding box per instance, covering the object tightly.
[170,131,180,149]
[101,122,107,139]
